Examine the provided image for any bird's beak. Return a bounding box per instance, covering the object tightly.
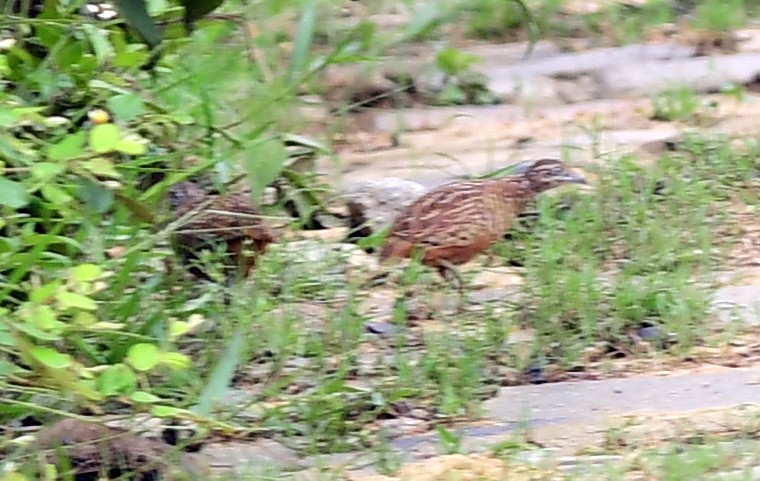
[562,170,587,184]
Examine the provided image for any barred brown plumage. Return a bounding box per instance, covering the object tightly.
[380,159,587,295]
[168,181,275,281]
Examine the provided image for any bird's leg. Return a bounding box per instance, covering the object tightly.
[436,259,466,311]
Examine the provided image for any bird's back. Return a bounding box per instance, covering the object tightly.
[171,184,274,243]
[380,178,524,263]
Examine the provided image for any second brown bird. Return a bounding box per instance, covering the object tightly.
[168,181,275,282]
[379,159,587,292]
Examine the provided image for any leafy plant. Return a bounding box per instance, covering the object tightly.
[2,262,195,412]
[434,47,498,106]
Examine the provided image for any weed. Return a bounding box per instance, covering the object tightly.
[651,85,701,122]
[693,0,746,32]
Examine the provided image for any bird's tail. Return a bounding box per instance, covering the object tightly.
[379,236,412,262]
[379,242,394,261]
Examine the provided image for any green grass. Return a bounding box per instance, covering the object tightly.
[459,0,758,44]
[3,0,760,478]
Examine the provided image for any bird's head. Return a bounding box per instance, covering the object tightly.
[168,181,205,210]
[513,159,587,193]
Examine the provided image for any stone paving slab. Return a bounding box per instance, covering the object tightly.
[484,366,760,425]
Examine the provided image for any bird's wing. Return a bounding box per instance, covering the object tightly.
[386,182,491,248]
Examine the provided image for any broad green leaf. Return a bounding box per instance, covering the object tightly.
[0,108,18,128]
[127,343,160,371]
[30,347,72,369]
[113,47,150,68]
[55,39,84,67]
[73,311,98,327]
[57,291,97,311]
[9,107,46,116]
[110,0,163,68]
[96,364,137,395]
[152,405,190,417]
[0,324,12,346]
[78,178,115,213]
[243,138,288,201]
[168,320,189,340]
[41,184,74,206]
[82,24,114,64]
[131,391,162,403]
[78,54,98,76]
[146,0,170,15]
[35,24,67,49]
[107,93,144,122]
[0,177,30,209]
[1,471,27,481]
[83,157,120,178]
[29,305,60,331]
[31,162,64,181]
[30,281,60,303]
[436,47,479,77]
[0,132,36,164]
[115,137,148,155]
[47,132,86,161]
[73,379,105,401]
[160,352,191,370]
[0,359,21,376]
[16,322,60,341]
[72,264,102,283]
[89,124,121,153]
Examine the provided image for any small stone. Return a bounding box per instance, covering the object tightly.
[525,363,546,384]
[261,186,278,206]
[358,289,397,319]
[365,322,395,335]
[342,177,427,235]
[106,246,126,258]
[376,417,427,436]
[347,249,381,277]
[636,326,661,340]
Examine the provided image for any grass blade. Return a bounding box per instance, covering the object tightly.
[287,0,317,86]
[192,323,245,416]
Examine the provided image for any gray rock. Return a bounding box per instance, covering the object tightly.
[491,75,563,106]
[463,40,562,64]
[711,285,760,325]
[556,75,598,103]
[595,53,760,98]
[204,439,304,473]
[483,43,696,81]
[342,177,427,234]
